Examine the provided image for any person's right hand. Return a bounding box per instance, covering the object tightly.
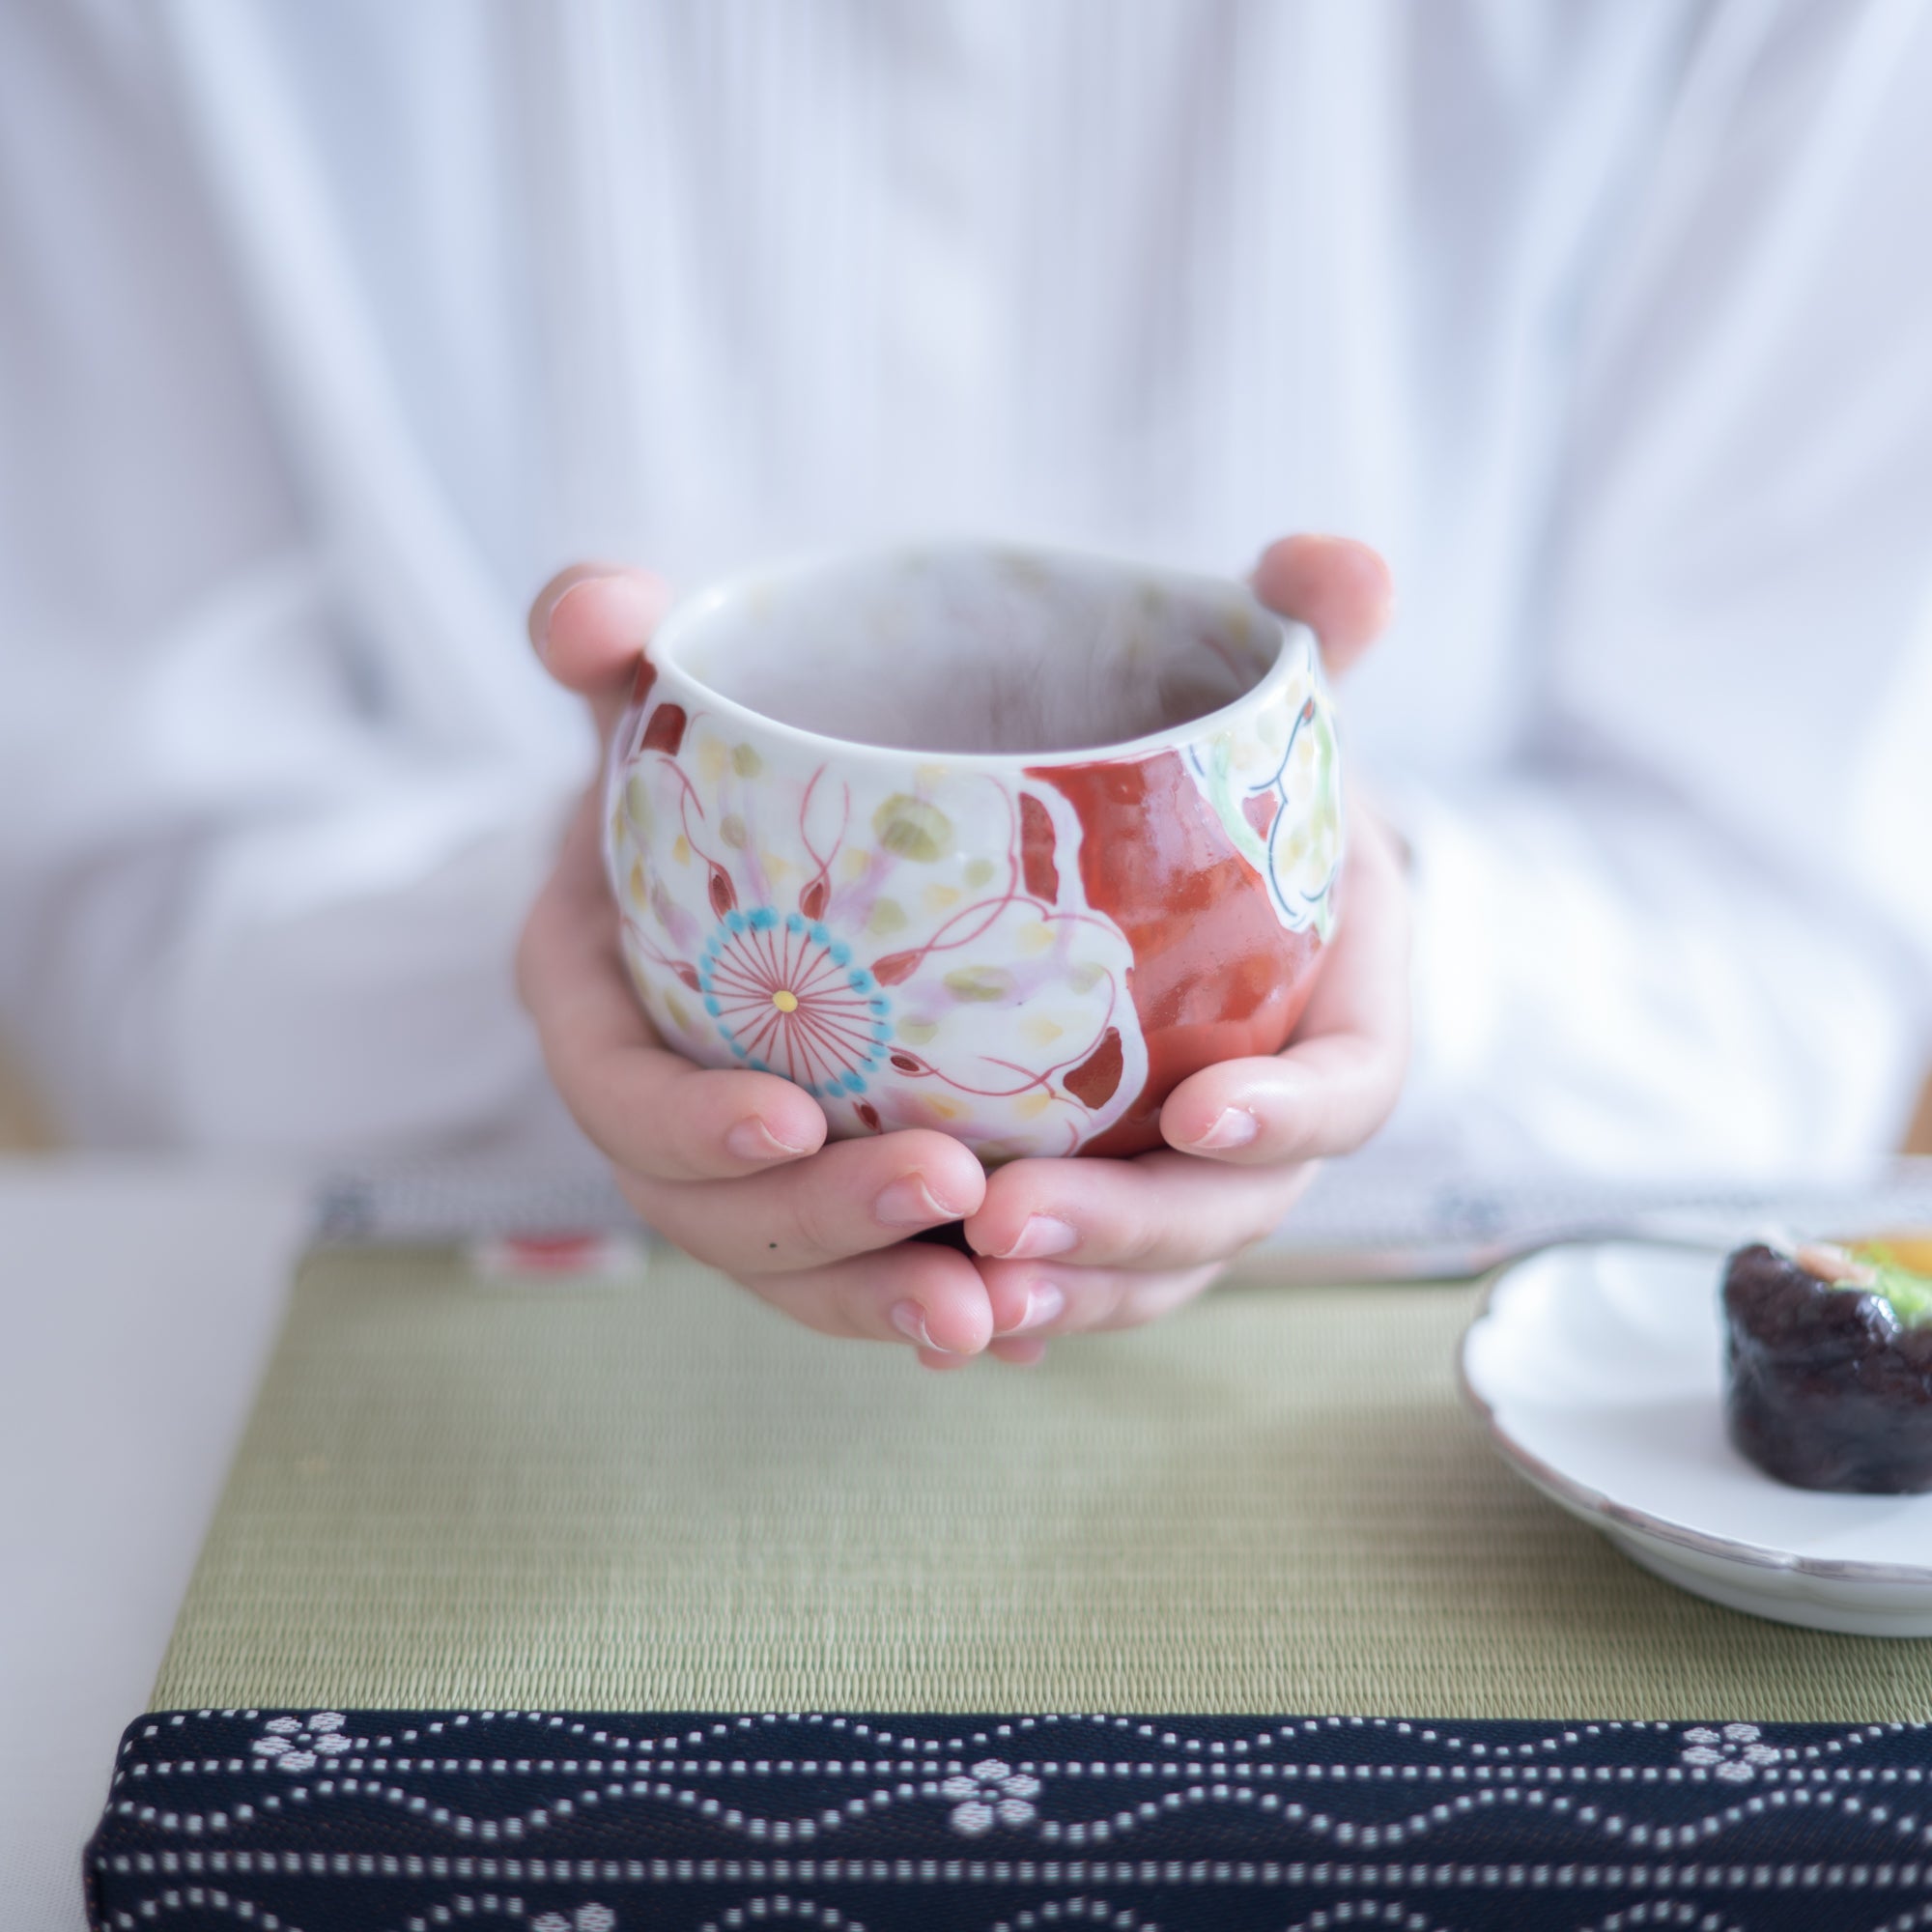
[516,566,1001,1366]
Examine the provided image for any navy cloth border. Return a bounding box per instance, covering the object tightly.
[88,1709,1932,1931]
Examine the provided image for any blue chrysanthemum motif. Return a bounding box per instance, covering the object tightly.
[698,908,892,1097]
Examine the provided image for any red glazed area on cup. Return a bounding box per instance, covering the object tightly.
[604,544,1343,1161]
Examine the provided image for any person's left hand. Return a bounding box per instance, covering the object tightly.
[958,534,1412,1366]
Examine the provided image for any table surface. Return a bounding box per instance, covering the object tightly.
[157,1242,1932,1725]
[0,1158,310,1932]
[15,1155,1932,1930]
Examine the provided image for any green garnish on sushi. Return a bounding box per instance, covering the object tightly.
[1849,1244,1932,1327]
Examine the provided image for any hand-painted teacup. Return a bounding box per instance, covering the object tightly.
[604,543,1343,1160]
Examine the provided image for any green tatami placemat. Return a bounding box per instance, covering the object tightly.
[155,1245,1932,1720]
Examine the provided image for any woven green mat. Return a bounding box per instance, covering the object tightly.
[154,1245,1932,1720]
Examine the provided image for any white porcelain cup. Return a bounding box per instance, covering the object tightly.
[605,542,1343,1159]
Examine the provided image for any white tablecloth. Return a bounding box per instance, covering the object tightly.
[0,1160,309,1931]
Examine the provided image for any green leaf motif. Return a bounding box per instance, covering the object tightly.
[872,795,953,865]
[943,964,1014,1004]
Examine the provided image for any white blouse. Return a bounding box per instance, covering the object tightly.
[2,0,1929,1178]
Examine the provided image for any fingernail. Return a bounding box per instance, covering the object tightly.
[1009,1282,1065,1335]
[1000,1214,1078,1260]
[1192,1108,1260,1151]
[543,571,662,655]
[725,1118,809,1162]
[534,573,602,657]
[890,1299,953,1352]
[874,1174,956,1228]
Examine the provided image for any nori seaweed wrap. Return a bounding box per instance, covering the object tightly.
[1723,1238,1932,1493]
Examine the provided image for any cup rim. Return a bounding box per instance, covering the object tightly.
[639,538,1316,770]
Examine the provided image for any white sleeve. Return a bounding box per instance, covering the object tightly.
[1387,769,1927,1179]
[0,6,582,1156]
[1384,0,1932,1180]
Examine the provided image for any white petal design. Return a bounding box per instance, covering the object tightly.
[1715,1760,1755,1783]
[1002,1774,1041,1799]
[971,1758,1011,1781]
[1742,1744,1781,1765]
[940,1776,979,1800]
[1721,1723,1761,1742]
[264,1718,301,1735]
[1680,1747,1722,1766]
[995,1798,1037,1826]
[308,1713,346,1733]
[531,1916,572,1932]
[314,1733,353,1755]
[251,1737,289,1757]
[613,736,1151,1157]
[277,1750,317,1773]
[576,1908,616,1932]
[950,1800,995,1836]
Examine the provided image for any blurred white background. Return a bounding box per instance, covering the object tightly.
[3,0,1931,1171]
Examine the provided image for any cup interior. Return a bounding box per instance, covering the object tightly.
[656,546,1284,756]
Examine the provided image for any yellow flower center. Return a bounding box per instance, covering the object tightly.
[772,989,799,1012]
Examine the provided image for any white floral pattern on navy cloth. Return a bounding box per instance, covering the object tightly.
[530,1907,614,1932]
[250,1710,354,1774]
[98,1709,1932,1932]
[1679,1722,1782,1781]
[941,1756,1042,1835]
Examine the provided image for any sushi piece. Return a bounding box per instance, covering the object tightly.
[1722,1236,1932,1493]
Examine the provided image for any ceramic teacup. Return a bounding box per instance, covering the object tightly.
[604,542,1343,1160]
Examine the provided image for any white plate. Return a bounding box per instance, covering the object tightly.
[1459,1240,1932,1636]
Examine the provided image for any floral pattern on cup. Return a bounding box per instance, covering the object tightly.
[609,714,1149,1158]
[1182,638,1343,941]
[603,544,1343,1159]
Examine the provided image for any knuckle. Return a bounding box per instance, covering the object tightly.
[779,1171,846,1261]
[1233,1210,1283,1257]
[1111,1197,1168,1266]
[612,1171,673,1238]
[1262,1111,1324,1165]
[1083,1275,1143,1330]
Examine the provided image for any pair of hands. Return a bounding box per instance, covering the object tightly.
[517,536,1410,1367]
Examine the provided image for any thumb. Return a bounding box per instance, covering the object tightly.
[1251,534,1394,680]
[528,563,673,744]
